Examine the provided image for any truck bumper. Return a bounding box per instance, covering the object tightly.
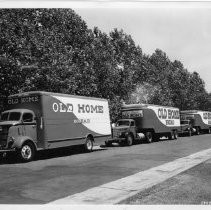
[105,137,126,144]
[0,148,16,153]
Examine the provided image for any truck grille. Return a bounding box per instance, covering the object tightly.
[113,130,123,138]
[0,126,8,148]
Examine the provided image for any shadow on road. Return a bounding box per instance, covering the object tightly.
[0,145,107,165]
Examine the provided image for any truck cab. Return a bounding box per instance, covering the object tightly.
[179,119,195,136]
[0,109,37,161]
[106,119,144,146]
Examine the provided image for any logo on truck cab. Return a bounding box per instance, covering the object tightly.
[8,96,39,105]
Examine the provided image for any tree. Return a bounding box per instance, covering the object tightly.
[110,29,143,101]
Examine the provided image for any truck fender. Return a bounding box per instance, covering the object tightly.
[85,134,95,142]
[12,136,37,150]
[126,132,134,139]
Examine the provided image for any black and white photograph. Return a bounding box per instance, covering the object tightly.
[0,0,211,207]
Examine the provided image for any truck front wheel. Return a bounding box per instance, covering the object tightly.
[19,142,35,162]
[174,130,178,139]
[145,132,153,143]
[84,137,93,152]
[126,134,133,146]
[168,131,174,140]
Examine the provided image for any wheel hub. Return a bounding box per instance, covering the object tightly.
[21,145,32,159]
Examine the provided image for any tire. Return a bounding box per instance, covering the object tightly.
[153,133,159,142]
[174,130,178,139]
[126,134,133,146]
[145,132,153,143]
[84,136,93,152]
[105,141,112,147]
[168,131,174,140]
[196,127,200,135]
[19,142,35,162]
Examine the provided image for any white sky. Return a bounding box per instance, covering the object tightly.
[73,4,211,93]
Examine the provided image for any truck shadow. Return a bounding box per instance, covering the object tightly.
[0,145,107,165]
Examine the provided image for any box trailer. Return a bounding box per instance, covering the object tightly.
[106,103,180,145]
[180,110,211,134]
[0,91,111,161]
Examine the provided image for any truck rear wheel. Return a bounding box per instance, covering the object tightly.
[188,129,192,137]
[19,142,35,162]
[126,134,133,146]
[196,127,200,135]
[174,130,178,139]
[153,133,159,142]
[145,132,153,143]
[84,136,93,152]
[168,131,174,140]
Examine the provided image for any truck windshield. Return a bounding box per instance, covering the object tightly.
[9,112,21,121]
[1,112,21,121]
[181,120,189,125]
[116,121,130,126]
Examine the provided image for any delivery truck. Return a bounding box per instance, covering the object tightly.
[105,103,180,146]
[178,119,196,136]
[180,110,211,134]
[0,91,111,161]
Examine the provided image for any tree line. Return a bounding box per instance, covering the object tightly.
[0,9,210,122]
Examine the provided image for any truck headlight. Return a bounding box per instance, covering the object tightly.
[8,136,15,148]
[120,132,126,137]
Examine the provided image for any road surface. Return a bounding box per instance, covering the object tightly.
[0,134,211,204]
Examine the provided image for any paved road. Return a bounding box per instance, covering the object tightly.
[0,134,211,204]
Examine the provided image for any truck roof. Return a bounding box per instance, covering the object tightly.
[122,103,179,110]
[2,108,33,113]
[117,119,134,122]
[181,110,210,114]
[8,91,108,102]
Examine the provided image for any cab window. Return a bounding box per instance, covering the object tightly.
[23,113,33,123]
[1,112,9,121]
[116,120,130,126]
[130,121,135,126]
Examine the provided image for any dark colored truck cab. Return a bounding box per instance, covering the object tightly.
[0,109,37,160]
[178,119,196,136]
[180,110,211,134]
[106,119,142,146]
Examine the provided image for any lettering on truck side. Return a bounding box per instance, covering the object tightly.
[157,108,180,126]
[52,102,104,113]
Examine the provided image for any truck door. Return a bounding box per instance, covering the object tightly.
[130,121,136,136]
[22,112,37,142]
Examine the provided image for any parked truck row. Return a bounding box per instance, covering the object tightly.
[0,91,211,162]
[106,103,211,146]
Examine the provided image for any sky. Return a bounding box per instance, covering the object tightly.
[72,2,211,92]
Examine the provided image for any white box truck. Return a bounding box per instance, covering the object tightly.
[0,91,111,161]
